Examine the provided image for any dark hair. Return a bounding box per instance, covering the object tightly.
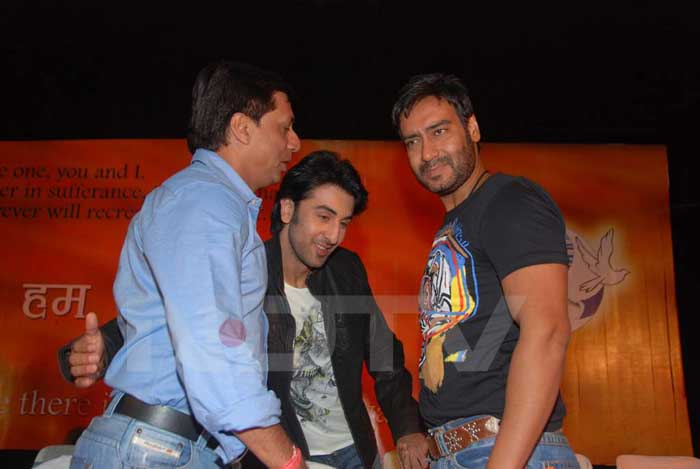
[391,73,475,135]
[270,150,368,234]
[186,60,293,154]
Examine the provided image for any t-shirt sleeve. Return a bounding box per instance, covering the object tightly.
[480,178,568,280]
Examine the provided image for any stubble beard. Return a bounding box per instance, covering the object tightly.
[288,213,326,271]
[418,144,475,197]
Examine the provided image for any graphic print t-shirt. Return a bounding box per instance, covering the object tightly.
[285,283,354,455]
[418,174,569,429]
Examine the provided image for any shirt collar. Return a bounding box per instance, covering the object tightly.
[191,148,261,207]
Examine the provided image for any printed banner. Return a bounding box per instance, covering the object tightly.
[0,140,692,464]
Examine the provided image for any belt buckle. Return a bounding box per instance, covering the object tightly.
[484,416,500,433]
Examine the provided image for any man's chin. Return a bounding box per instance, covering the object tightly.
[421,180,450,195]
[261,175,280,188]
[309,251,334,269]
[314,254,330,266]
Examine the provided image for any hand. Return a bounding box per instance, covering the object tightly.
[396,432,430,469]
[69,312,106,388]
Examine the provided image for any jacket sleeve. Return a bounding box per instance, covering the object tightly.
[57,317,124,382]
[354,254,424,440]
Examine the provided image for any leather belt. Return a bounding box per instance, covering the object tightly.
[115,394,218,450]
[427,416,500,459]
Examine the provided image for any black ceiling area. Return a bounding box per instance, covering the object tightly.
[2,0,699,456]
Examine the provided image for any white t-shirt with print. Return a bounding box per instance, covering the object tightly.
[285,283,354,456]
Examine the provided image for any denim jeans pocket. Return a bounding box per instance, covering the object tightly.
[119,424,193,468]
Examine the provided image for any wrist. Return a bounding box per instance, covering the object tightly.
[279,445,303,469]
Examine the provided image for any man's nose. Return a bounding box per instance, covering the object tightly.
[324,222,342,245]
[288,128,301,152]
[421,138,438,162]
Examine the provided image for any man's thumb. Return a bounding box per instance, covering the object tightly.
[85,312,99,335]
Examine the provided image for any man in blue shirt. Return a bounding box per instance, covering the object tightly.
[69,61,305,469]
[63,151,429,469]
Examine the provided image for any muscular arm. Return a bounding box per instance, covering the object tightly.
[486,263,570,469]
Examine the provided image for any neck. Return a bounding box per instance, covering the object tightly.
[279,228,310,288]
[440,160,488,211]
[215,144,259,191]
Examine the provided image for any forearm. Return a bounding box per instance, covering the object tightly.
[236,424,303,468]
[486,328,569,469]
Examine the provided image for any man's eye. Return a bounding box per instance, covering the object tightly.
[405,139,417,147]
[434,128,446,136]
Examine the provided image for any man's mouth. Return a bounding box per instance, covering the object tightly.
[280,156,292,171]
[315,243,333,257]
[421,157,450,176]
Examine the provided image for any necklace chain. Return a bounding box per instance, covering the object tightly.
[467,170,489,199]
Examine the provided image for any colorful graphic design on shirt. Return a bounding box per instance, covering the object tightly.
[419,220,479,392]
[290,306,336,424]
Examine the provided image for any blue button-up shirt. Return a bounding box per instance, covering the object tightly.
[105,149,280,461]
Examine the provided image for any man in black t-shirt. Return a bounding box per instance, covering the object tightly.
[391,74,580,468]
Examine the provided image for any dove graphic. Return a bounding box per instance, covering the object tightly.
[576,228,630,293]
[566,228,630,331]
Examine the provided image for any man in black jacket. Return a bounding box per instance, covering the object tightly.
[60,151,428,469]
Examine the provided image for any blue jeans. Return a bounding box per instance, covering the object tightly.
[429,416,580,469]
[70,393,222,468]
[309,444,377,469]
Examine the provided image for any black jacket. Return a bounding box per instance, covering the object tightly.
[59,234,422,468]
[263,234,421,467]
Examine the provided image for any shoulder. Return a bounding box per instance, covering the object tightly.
[154,166,246,216]
[483,174,563,225]
[478,174,568,276]
[140,167,248,239]
[489,174,552,202]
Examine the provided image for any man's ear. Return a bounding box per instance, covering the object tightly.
[280,198,295,224]
[467,115,481,143]
[228,112,254,145]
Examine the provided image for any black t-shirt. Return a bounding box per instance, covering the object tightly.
[417,173,569,430]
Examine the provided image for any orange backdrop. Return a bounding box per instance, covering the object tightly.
[0,140,692,464]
